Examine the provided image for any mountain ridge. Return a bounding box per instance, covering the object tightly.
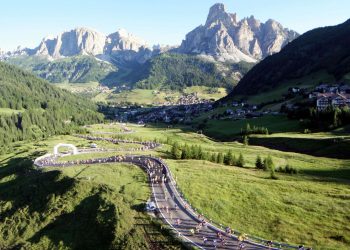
[178,3,299,62]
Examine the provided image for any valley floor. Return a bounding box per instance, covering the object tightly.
[0,122,349,249]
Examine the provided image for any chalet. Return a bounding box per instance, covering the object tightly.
[316,93,350,110]
[289,87,300,93]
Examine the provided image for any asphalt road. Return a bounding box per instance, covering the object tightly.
[34,136,298,250]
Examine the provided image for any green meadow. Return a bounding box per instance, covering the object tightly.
[1,122,349,249]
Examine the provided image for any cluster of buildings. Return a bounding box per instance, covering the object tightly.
[70,85,110,95]
[116,103,213,124]
[160,93,212,106]
[309,84,350,110]
[176,93,211,106]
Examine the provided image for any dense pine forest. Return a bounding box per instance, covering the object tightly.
[0,62,103,150]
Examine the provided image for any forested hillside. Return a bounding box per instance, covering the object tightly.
[6,55,116,83]
[134,53,248,90]
[0,62,103,149]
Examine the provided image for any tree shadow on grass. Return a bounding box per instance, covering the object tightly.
[302,167,350,184]
[0,154,76,223]
[28,193,117,250]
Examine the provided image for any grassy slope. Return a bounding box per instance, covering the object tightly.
[200,115,303,140]
[87,123,350,249]
[240,71,336,105]
[0,136,185,250]
[192,113,350,159]
[1,123,349,249]
[169,160,350,249]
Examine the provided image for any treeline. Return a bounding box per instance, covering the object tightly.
[171,142,246,167]
[286,106,350,130]
[0,62,103,150]
[309,107,350,129]
[241,123,269,135]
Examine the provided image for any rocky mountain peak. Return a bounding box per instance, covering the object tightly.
[179,3,299,62]
[206,3,237,27]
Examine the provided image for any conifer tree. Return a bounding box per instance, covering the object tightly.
[237,153,245,168]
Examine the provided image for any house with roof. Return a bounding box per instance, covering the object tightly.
[316,93,350,110]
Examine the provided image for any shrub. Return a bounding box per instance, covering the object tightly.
[276,164,298,174]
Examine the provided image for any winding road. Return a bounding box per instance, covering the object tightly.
[34,130,299,250]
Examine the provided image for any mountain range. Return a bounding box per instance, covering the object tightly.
[178,3,298,62]
[0,3,299,87]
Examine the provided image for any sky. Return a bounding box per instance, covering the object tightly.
[0,0,349,51]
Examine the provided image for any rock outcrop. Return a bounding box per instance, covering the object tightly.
[2,27,153,64]
[178,3,299,62]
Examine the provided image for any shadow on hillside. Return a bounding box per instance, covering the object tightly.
[0,154,76,223]
[28,193,117,250]
[302,167,350,183]
[249,136,350,159]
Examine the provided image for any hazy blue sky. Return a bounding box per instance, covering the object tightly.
[0,0,349,51]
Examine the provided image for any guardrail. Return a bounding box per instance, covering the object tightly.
[34,149,304,249]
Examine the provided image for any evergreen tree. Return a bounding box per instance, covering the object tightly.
[255,155,264,169]
[243,135,249,146]
[224,150,234,165]
[181,144,192,159]
[171,142,182,160]
[217,152,224,164]
[232,155,237,166]
[270,163,277,179]
[263,155,275,171]
[237,153,245,168]
[211,153,217,163]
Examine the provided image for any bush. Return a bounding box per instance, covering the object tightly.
[276,165,298,174]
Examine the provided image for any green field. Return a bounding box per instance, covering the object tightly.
[1,122,349,249]
[169,160,350,249]
[200,115,303,140]
[0,136,185,250]
[88,123,350,248]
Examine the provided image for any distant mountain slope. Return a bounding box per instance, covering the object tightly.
[6,55,116,83]
[0,3,298,88]
[117,53,254,90]
[178,3,298,62]
[0,62,103,146]
[225,19,350,98]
